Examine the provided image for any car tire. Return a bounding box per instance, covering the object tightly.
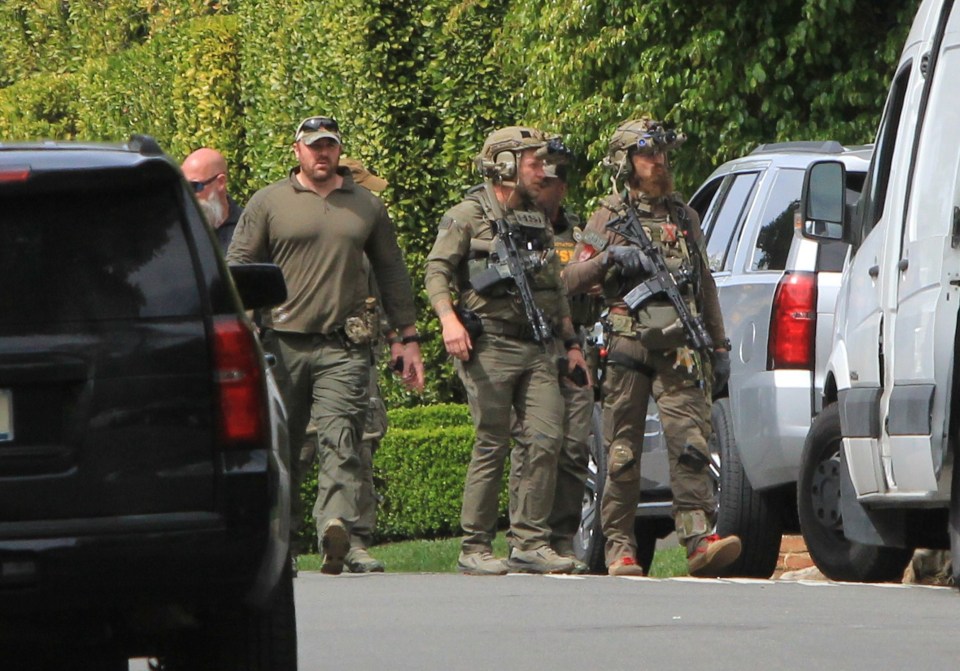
[712,398,783,578]
[798,403,912,582]
[949,446,960,588]
[574,402,608,574]
[161,558,298,670]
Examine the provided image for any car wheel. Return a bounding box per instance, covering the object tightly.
[798,403,912,582]
[160,558,298,670]
[949,446,960,588]
[574,402,607,573]
[712,398,783,578]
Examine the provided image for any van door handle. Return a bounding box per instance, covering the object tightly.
[898,258,909,272]
[868,265,879,278]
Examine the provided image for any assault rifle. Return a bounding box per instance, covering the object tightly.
[606,193,714,351]
[469,184,553,345]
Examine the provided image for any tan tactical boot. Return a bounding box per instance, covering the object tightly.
[457,551,508,576]
[608,556,645,576]
[345,547,385,573]
[507,546,575,574]
[553,540,589,574]
[687,534,742,577]
[320,519,350,575]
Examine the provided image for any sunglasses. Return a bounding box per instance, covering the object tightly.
[189,174,221,193]
[297,116,340,135]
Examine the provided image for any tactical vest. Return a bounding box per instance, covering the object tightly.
[605,194,701,346]
[464,185,559,295]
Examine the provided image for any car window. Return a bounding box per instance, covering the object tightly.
[0,183,201,325]
[750,168,804,271]
[689,176,723,227]
[704,172,759,272]
[854,62,911,253]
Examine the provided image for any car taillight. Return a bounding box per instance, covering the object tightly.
[768,271,817,370]
[0,167,31,183]
[213,316,266,446]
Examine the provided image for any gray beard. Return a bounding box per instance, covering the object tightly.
[198,195,226,228]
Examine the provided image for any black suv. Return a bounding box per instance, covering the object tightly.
[0,136,294,669]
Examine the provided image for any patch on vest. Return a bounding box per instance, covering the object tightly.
[514,210,546,228]
[554,239,576,265]
[580,229,608,251]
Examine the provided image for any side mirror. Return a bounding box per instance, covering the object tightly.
[229,264,287,311]
[799,160,846,241]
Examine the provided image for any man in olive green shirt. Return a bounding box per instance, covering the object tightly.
[424,126,588,576]
[227,116,424,575]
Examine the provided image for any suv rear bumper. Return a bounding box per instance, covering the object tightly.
[0,449,288,615]
[734,369,814,490]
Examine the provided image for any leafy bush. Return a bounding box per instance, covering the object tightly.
[297,403,510,549]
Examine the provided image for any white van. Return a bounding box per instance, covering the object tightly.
[797,0,960,583]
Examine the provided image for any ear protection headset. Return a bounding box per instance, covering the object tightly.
[475,126,553,183]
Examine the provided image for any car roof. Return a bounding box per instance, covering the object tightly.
[0,135,178,174]
[701,141,874,183]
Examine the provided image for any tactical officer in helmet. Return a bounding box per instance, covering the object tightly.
[564,118,739,577]
[425,126,589,575]
[508,159,600,573]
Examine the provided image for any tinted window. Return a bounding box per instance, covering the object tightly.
[854,63,911,252]
[751,168,804,271]
[0,183,201,325]
[704,172,758,271]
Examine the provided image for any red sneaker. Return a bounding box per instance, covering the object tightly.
[687,534,741,577]
[608,556,645,576]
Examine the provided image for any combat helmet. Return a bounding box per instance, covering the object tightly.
[475,126,569,182]
[602,117,687,176]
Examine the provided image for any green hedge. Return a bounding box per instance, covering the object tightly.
[297,403,512,550]
[0,0,922,407]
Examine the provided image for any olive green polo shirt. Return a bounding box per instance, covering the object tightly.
[226,167,416,335]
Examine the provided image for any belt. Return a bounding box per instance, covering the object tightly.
[606,350,655,377]
[481,318,552,343]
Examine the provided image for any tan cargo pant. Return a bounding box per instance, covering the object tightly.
[300,370,386,550]
[262,329,370,550]
[601,333,714,565]
[508,352,593,552]
[455,334,564,554]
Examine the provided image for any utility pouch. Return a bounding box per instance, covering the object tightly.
[607,312,636,335]
[344,297,377,345]
[636,304,686,350]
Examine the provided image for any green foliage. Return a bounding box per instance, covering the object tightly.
[297,403,505,547]
[1,0,921,405]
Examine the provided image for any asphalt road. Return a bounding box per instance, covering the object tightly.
[291,572,958,671]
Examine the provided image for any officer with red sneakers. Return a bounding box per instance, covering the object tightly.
[564,118,740,577]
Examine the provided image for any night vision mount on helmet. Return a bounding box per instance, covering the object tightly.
[602,118,687,179]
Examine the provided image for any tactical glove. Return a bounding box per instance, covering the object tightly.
[712,349,731,390]
[606,245,653,277]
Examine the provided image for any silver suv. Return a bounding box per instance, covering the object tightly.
[575,141,871,577]
[690,141,871,577]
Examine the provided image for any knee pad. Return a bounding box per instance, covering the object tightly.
[607,441,639,483]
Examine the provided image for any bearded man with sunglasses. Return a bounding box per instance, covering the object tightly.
[181,147,243,251]
[227,116,424,575]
